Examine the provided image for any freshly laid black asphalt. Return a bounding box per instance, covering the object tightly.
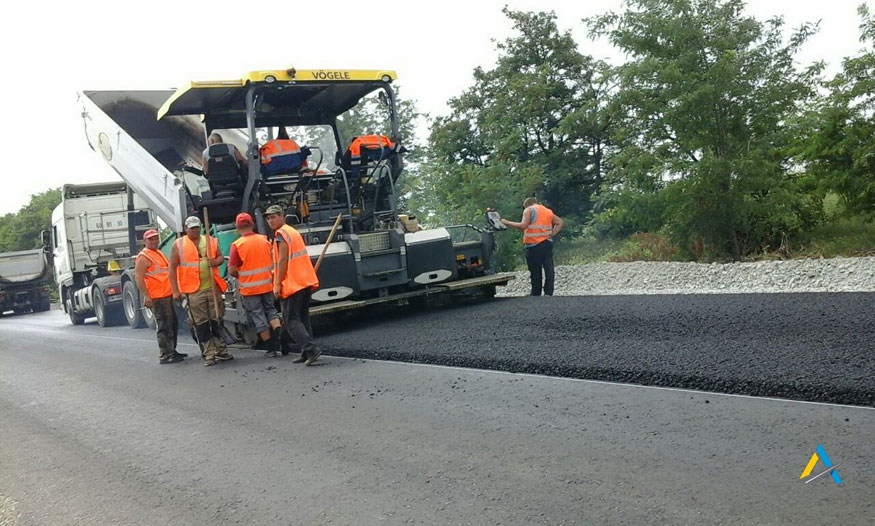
[316,293,875,406]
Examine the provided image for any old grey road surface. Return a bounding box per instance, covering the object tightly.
[1,309,873,525]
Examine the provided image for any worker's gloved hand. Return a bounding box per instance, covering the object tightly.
[144,296,153,308]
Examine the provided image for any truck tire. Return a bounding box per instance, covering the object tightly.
[66,294,85,326]
[94,290,123,327]
[145,303,157,330]
[122,281,146,329]
[40,299,51,312]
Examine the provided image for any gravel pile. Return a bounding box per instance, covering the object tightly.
[498,257,875,296]
[0,496,18,526]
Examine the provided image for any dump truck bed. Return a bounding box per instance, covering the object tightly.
[0,250,48,284]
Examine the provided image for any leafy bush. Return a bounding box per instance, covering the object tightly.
[607,233,682,262]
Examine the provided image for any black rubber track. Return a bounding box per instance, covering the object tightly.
[316,293,875,406]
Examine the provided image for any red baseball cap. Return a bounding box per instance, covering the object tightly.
[235,212,254,227]
[143,229,159,240]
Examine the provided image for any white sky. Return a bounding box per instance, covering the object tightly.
[0,0,870,214]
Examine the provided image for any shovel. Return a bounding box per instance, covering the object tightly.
[314,212,344,273]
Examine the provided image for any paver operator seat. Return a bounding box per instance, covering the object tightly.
[200,142,245,223]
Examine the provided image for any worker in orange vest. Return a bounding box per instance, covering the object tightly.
[501,197,564,296]
[169,215,234,366]
[228,212,284,358]
[345,134,399,179]
[135,229,187,364]
[263,204,322,366]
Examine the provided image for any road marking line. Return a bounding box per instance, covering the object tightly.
[4,323,872,411]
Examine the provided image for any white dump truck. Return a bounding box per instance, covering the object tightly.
[51,182,158,327]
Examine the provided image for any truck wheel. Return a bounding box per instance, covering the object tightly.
[122,281,146,329]
[66,294,85,326]
[94,290,124,327]
[40,299,51,312]
[94,290,110,327]
[144,303,157,329]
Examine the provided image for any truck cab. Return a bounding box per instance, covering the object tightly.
[51,183,156,326]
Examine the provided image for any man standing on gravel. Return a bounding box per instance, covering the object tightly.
[501,197,563,296]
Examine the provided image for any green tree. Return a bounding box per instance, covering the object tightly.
[414,8,612,268]
[589,0,822,260]
[797,4,875,218]
[0,188,62,252]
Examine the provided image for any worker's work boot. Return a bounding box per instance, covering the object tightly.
[159,354,184,365]
[204,359,216,367]
[275,328,295,356]
[292,350,308,364]
[304,347,322,366]
[266,333,281,358]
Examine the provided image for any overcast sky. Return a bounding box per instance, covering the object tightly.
[0,0,870,214]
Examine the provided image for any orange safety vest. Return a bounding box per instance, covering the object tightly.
[176,236,228,294]
[232,234,274,296]
[523,204,554,247]
[347,135,397,166]
[137,248,172,299]
[259,139,307,166]
[273,224,319,298]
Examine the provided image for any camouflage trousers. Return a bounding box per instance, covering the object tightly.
[150,296,178,361]
[186,288,227,361]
